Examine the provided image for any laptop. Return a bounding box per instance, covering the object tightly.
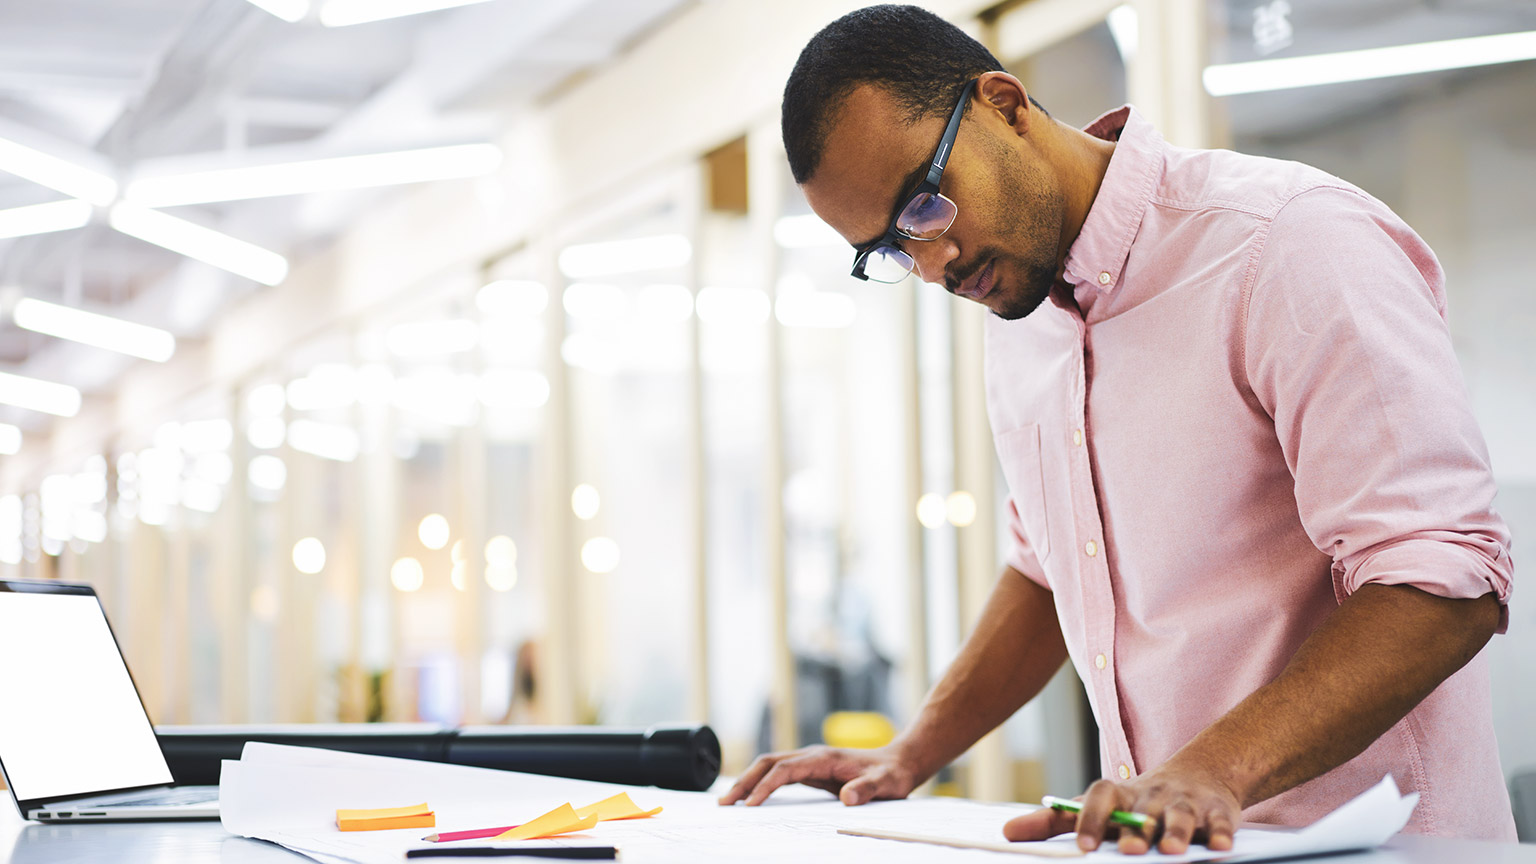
[0,578,219,821]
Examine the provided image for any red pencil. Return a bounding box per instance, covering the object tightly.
[421,824,522,843]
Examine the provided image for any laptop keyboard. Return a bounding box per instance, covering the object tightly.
[99,788,218,807]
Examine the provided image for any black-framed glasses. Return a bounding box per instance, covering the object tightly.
[851,78,977,283]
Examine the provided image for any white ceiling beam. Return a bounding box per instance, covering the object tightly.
[314,0,592,152]
[0,71,143,97]
[235,97,352,129]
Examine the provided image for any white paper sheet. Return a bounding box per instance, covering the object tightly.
[219,744,1417,864]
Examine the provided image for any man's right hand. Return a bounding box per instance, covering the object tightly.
[716,744,921,807]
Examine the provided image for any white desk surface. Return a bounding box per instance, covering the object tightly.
[2,805,1533,863]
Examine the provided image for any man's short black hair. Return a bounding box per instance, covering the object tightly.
[782,4,1040,184]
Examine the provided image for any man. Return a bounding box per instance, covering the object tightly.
[718,4,1516,854]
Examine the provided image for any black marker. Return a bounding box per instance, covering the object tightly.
[405,846,618,860]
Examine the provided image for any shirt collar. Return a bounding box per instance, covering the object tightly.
[1061,105,1165,295]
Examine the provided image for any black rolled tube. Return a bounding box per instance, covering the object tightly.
[154,723,720,792]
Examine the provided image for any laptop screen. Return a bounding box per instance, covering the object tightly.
[0,582,173,803]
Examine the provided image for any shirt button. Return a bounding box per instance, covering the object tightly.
[1098,271,1112,286]
[1085,540,1098,557]
[1118,764,1131,780]
[1073,428,1084,446]
[1094,653,1107,670]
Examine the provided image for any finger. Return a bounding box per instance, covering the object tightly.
[718,754,782,805]
[839,765,903,806]
[1204,811,1236,851]
[1157,801,1198,855]
[1075,780,1129,852]
[1002,806,1077,842]
[743,757,825,806]
[1123,784,1173,855]
[1115,828,1151,855]
[803,778,845,796]
[838,772,880,806]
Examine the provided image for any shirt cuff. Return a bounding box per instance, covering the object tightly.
[1336,530,1513,633]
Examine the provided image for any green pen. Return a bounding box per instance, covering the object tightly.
[1041,795,1153,831]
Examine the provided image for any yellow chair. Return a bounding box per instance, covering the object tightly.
[821,711,897,750]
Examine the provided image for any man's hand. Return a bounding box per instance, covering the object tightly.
[1002,759,1239,855]
[717,745,920,807]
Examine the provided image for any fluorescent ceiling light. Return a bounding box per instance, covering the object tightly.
[125,143,502,207]
[773,214,844,249]
[1203,29,1536,96]
[71,510,108,543]
[562,283,628,321]
[286,419,360,462]
[476,280,547,317]
[696,286,770,325]
[319,0,492,27]
[775,290,857,329]
[385,319,479,357]
[0,200,93,240]
[287,364,358,411]
[13,297,176,362]
[558,234,692,279]
[0,370,81,417]
[180,419,234,453]
[1106,4,1138,65]
[247,417,286,450]
[248,455,288,492]
[635,283,694,324]
[0,423,20,456]
[479,369,550,409]
[559,333,618,373]
[0,136,116,206]
[109,203,288,286]
[245,0,309,22]
[392,371,479,424]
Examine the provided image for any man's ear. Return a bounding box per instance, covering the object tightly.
[975,71,1033,137]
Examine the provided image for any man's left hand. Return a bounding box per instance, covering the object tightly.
[1001,760,1241,854]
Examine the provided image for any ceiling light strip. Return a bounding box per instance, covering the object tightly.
[12,298,176,362]
[0,137,117,207]
[0,371,81,418]
[108,204,289,286]
[0,200,94,240]
[319,0,492,27]
[124,143,503,207]
[1203,29,1536,96]
[244,0,309,22]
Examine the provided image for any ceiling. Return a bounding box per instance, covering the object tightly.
[0,0,688,435]
[1215,0,1536,140]
[3,0,1533,441]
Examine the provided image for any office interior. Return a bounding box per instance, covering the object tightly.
[0,0,1533,817]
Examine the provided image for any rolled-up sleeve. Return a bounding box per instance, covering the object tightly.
[1004,497,1049,589]
[1244,186,1513,630]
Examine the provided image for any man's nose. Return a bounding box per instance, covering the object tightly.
[907,237,959,285]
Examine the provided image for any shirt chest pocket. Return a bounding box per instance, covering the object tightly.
[996,423,1052,565]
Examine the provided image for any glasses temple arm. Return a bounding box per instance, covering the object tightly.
[924,78,978,188]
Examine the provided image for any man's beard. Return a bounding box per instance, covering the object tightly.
[990,254,1057,321]
[987,137,1063,321]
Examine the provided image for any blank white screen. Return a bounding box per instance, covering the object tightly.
[0,591,172,801]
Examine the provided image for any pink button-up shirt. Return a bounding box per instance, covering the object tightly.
[988,106,1515,840]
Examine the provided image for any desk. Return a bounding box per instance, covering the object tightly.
[2,806,1532,863]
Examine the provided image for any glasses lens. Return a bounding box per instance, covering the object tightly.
[859,245,915,283]
[896,192,957,240]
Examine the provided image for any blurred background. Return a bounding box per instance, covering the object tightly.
[0,0,1532,806]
